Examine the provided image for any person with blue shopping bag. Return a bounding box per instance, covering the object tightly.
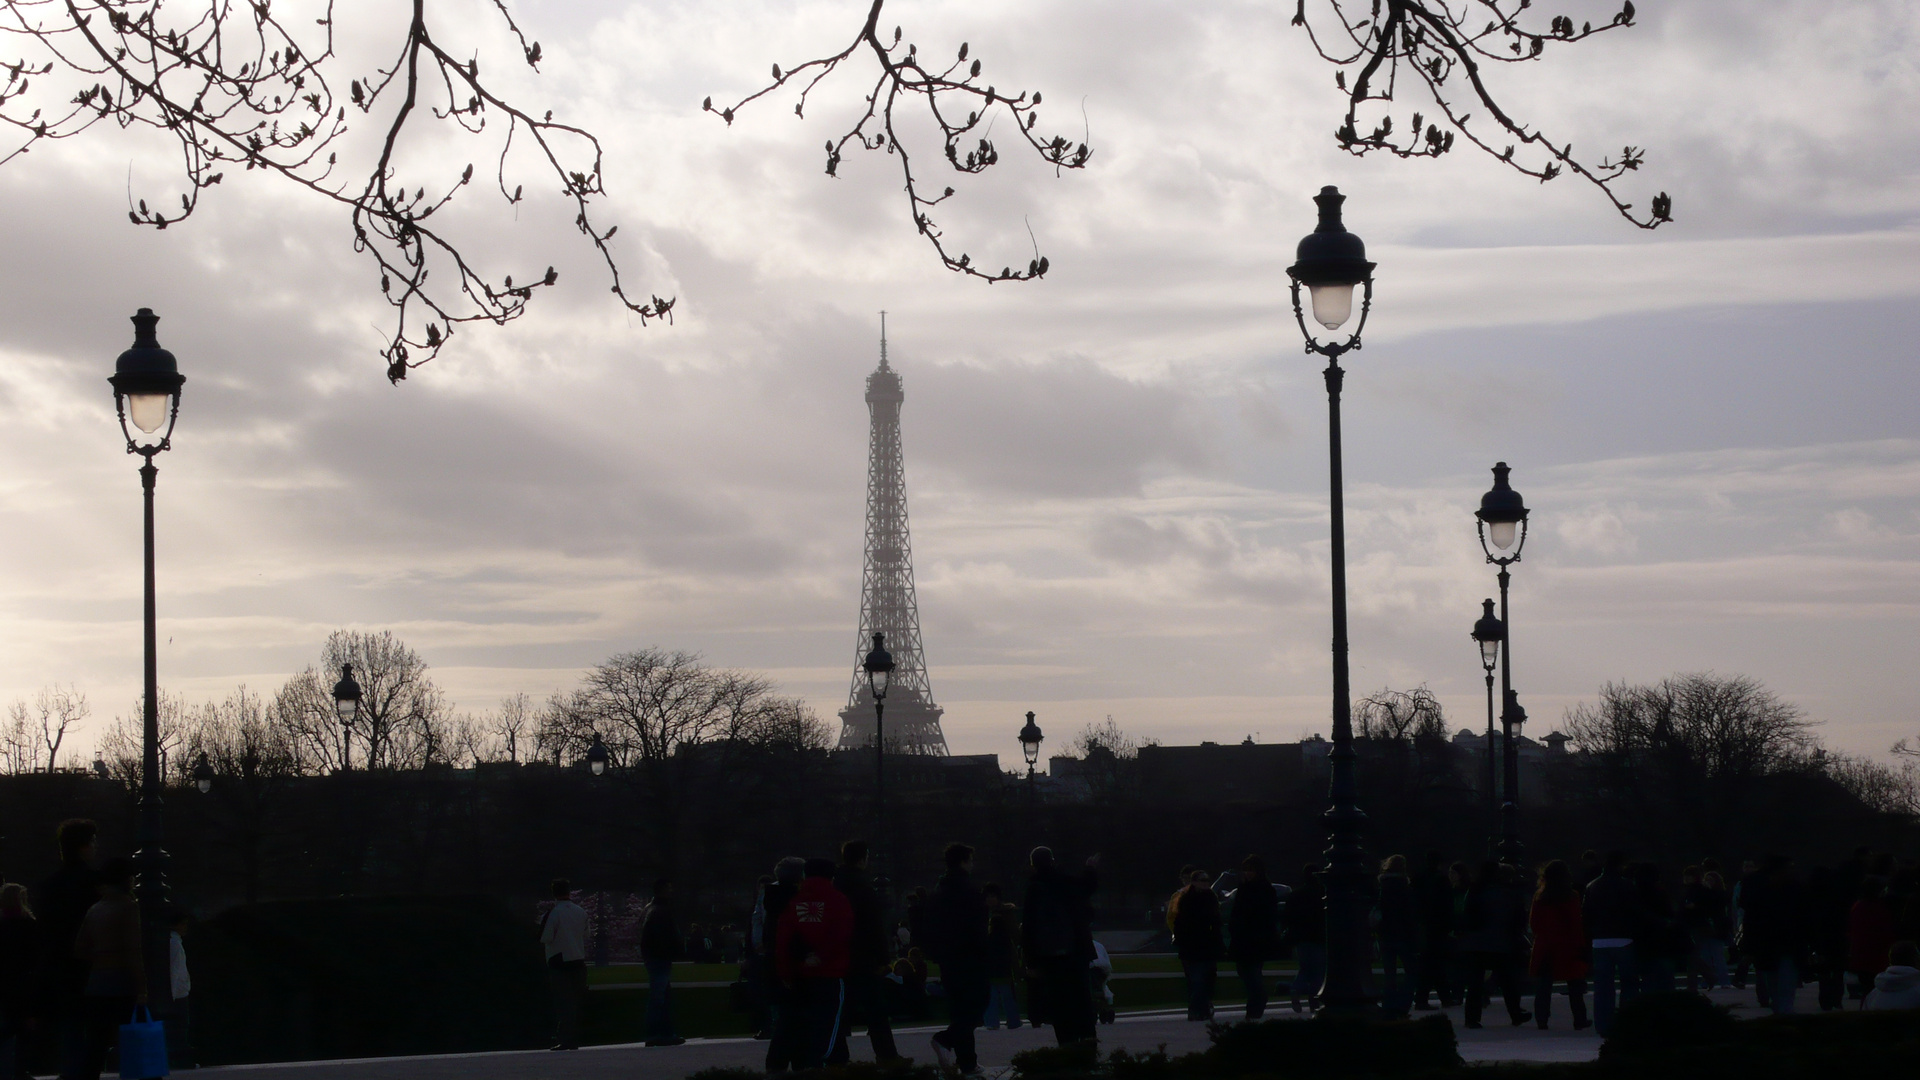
[71,858,161,1080]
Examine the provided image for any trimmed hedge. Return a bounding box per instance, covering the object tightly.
[1596,992,1737,1062]
[1600,1000,1920,1079]
[190,894,550,1064]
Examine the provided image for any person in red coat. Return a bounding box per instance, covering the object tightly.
[1848,878,1897,1002]
[1529,860,1591,1030]
[775,858,854,1069]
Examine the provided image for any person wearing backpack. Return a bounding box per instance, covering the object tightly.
[1022,847,1099,1046]
[1224,856,1281,1020]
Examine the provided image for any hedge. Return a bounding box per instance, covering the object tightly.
[190,894,551,1064]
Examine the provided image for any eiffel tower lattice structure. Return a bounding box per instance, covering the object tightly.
[838,317,948,755]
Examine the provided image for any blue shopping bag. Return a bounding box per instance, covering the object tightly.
[118,1006,170,1080]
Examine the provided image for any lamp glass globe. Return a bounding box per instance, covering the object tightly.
[129,393,171,433]
[1308,283,1355,330]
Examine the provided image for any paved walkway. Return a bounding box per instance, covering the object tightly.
[182,984,1814,1080]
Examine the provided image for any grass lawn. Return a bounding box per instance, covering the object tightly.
[585,956,1299,985]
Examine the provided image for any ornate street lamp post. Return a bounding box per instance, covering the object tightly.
[1475,462,1531,865]
[110,307,186,1022]
[1470,599,1504,825]
[1018,711,1044,780]
[862,633,895,846]
[1286,186,1375,1014]
[192,752,215,794]
[332,663,363,771]
[584,732,611,965]
[1018,710,1044,818]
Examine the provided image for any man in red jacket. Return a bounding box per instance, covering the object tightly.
[776,858,854,1069]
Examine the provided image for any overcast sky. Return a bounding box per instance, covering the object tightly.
[1,0,1916,767]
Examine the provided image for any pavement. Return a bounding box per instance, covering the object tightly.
[181,984,1816,1080]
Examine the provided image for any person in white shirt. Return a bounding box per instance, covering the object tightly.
[540,879,590,1051]
[167,909,196,1068]
[1866,941,1920,1010]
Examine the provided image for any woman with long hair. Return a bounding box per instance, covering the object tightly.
[1530,860,1591,1029]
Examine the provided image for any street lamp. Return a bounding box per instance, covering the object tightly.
[1018,711,1044,778]
[1470,599,1504,824]
[192,752,214,794]
[1475,462,1530,866]
[582,731,612,966]
[332,663,363,771]
[862,633,894,829]
[110,307,186,1024]
[1286,185,1375,1015]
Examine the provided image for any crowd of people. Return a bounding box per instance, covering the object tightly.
[575,841,1103,1074]
[552,840,1920,1072]
[1160,846,1920,1035]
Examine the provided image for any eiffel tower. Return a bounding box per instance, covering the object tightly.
[837,316,949,755]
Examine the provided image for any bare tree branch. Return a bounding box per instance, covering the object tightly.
[709,0,1088,283]
[1295,0,1671,227]
[0,0,669,381]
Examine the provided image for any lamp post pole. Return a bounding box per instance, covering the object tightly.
[1475,463,1531,866]
[585,732,611,965]
[862,634,895,869]
[111,308,186,1022]
[1471,600,1504,826]
[1287,186,1376,1014]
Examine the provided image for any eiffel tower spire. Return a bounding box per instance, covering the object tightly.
[839,316,947,755]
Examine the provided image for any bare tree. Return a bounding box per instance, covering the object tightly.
[2,685,89,773]
[1824,752,1920,820]
[543,648,763,767]
[1565,673,1815,779]
[485,691,535,763]
[1074,715,1152,760]
[1356,685,1447,742]
[0,708,32,774]
[273,629,454,770]
[95,687,192,785]
[0,0,668,379]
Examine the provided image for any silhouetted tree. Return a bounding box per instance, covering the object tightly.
[1356,685,1446,742]
[1,684,88,773]
[1564,673,1819,854]
[96,688,193,785]
[272,629,454,771]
